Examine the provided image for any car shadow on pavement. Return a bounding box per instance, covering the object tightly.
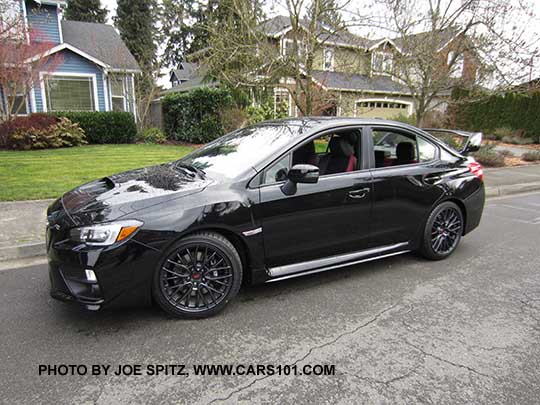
[49,251,439,329]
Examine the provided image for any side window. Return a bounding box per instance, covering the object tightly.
[372,129,417,168]
[263,154,290,184]
[417,137,437,162]
[293,130,359,176]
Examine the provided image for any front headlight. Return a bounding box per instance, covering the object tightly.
[69,220,143,246]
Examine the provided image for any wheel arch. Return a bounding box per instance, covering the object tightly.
[443,198,467,235]
[171,226,253,284]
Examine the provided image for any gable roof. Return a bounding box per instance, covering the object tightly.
[61,20,140,71]
[260,15,461,55]
[171,62,198,82]
[259,15,370,49]
[391,28,460,53]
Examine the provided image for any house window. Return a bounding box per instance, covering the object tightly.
[9,94,28,115]
[282,39,306,58]
[110,75,126,112]
[4,85,29,115]
[356,99,411,117]
[372,51,393,75]
[448,51,464,78]
[323,48,334,71]
[44,75,95,111]
[274,88,291,116]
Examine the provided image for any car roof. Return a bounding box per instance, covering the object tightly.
[257,117,429,139]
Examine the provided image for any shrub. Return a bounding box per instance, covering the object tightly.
[391,113,416,126]
[453,92,540,143]
[246,101,287,125]
[5,116,86,150]
[163,87,234,143]
[487,127,513,141]
[472,144,505,167]
[0,113,58,147]
[422,110,449,128]
[137,127,167,144]
[220,107,248,133]
[501,135,534,145]
[522,151,540,162]
[52,117,87,147]
[497,149,514,158]
[50,111,137,144]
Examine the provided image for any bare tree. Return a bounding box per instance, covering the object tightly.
[0,1,62,121]
[198,0,362,116]
[381,0,540,125]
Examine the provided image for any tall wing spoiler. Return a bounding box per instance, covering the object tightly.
[422,128,483,155]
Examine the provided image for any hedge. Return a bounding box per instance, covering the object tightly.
[162,87,233,143]
[49,111,137,144]
[453,92,540,143]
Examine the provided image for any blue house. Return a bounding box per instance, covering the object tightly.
[1,0,140,118]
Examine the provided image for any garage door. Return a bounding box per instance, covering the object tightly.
[356,100,411,119]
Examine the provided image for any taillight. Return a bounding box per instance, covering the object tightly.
[468,162,484,181]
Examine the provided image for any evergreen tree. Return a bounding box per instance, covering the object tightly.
[161,0,265,68]
[306,0,344,29]
[160,0,194,68]
[64,0,108,24]
[114,0,158,74]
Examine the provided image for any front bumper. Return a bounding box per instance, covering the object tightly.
[48,237,162,311]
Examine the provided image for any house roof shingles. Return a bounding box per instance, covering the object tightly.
[171,62,198,82]
[259,16,370,48]
[313,70,410,94]
[61,20,140,71]
[260,15,460,54]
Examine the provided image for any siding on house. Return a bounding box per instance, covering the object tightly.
[34,49,107,112]
[25,1,62,44]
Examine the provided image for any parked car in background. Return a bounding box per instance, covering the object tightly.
[46,118,485,318]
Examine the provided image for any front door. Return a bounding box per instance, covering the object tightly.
[254,128,373,268]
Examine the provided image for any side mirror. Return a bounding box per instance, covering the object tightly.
[281,164,319,196]
[462,132,482,155]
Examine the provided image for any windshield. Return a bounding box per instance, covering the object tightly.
[177,124,306,179]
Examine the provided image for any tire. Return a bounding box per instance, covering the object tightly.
[153,232,243,318]
[419,201,464,260]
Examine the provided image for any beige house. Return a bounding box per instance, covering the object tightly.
[259,16,476,119]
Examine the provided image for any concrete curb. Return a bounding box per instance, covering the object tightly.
[0,242,46,262]
[1,182,540,263]
[485,181,540,198]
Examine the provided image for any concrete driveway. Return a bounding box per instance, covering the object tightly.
[1,192,539,404]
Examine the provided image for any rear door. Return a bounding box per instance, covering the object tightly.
[367,126,449,247]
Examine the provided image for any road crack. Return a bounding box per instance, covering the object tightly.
[401,339,492,379]
[207,302,400,404]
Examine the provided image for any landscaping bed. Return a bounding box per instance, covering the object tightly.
[0,144,195,201]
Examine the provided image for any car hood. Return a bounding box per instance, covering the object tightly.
[55,162,211,226]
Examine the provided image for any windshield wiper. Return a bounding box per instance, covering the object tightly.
[174,162,206,178]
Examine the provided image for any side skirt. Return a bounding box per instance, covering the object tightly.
[265,242,410,283]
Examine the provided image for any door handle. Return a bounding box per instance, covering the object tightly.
[348,188,370,199]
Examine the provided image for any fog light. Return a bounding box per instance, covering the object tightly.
[85,269,97,283]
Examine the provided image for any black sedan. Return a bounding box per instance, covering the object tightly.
[46,118,485,318]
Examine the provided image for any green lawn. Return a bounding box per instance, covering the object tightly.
[0,144,195,201]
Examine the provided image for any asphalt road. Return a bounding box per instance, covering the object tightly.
[1,193,539,404]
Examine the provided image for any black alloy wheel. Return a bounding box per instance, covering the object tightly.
[420,201,464,260]
[153,232,242,318]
